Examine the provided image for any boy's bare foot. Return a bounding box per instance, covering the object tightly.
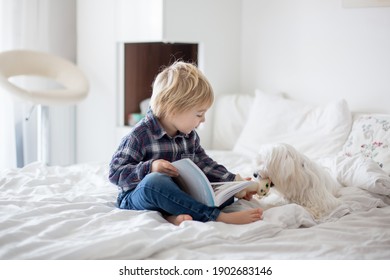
[217,208,263,224]
[166,214,193,225]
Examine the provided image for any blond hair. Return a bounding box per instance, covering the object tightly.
[150,61,214,118]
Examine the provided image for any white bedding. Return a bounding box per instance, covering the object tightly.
[1,152,389,260]
[1,92,390,260]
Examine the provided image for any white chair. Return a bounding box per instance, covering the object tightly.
[0,49,89,164]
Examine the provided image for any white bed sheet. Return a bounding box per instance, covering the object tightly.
[0,152,389,260]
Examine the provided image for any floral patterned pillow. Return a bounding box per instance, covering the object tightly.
[342,115,390,175]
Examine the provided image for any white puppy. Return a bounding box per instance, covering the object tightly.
[255,143,341,219]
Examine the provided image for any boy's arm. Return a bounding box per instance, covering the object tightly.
[108,136,151,191]
[193,135,236,183]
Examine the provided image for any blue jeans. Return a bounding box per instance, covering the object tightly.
[117,172,234,222]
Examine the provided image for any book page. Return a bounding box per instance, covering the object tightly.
[172,159,216,206]
[211,181,258,206]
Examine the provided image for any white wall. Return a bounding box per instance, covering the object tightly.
[241,0,390,113]
[164,0,242,95]
[76,0,117,163]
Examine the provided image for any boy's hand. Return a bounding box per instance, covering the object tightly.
[151,159,179,177]
[235,174,257,200]
[242,190,257,201]
[235,174,252,182]
[243,178,257,200]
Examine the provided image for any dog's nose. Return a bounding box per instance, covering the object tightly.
[253,172,258,178]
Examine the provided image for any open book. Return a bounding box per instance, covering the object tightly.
[172,158,258,207]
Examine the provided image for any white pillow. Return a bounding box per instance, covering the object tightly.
[211,94,254,150]
[233,90,352,159]
[341,114,390,175]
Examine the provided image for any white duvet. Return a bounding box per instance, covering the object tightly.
[0,152,389,260]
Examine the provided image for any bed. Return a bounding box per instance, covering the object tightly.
[1,90,389,260]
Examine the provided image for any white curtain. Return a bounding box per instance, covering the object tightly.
[0,0,20,169]
[0,94,17,169]
[0,0,76,169]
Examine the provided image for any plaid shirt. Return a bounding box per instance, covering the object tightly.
[109,109,236,191]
